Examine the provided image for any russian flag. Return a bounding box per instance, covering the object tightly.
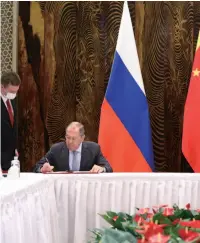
[98,1,154,172]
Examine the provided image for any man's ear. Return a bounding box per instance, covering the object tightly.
[1,85,5,94]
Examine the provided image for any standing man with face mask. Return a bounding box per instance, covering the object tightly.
[1,71,21,171]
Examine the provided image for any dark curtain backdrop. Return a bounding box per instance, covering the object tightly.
[18,1,200,172]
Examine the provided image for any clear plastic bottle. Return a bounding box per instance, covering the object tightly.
[7,156,20,179]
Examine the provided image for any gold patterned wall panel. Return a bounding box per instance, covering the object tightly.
[1,1,14,72]
[18,1,200,172]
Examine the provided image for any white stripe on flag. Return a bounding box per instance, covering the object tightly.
[116,1,146,95]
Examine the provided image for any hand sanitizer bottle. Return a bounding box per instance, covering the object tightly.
[7,156,20,179]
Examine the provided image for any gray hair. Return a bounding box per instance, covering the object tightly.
[66,122,85,136]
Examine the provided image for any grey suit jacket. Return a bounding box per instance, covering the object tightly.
[34,141,113,172]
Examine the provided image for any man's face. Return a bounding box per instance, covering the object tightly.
[65,127,85,151]
[1,84,19,99]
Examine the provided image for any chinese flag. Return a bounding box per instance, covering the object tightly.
[182,31,200,172]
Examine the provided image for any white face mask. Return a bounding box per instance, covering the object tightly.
[6,92,16,100]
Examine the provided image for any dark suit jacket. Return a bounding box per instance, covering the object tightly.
[1,98,17,170]
[34,141,113,172]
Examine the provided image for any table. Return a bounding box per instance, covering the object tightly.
[0,173,60,243]
[1,173,200,243]
[52,173,200,242]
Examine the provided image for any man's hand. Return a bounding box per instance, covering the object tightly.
[90,165,105,173]
[40,162,54,173]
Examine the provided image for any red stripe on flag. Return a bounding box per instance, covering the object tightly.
[99,99,152,172]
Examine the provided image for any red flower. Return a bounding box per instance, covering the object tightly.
[136,208,153,220]
[162,207,174,216]
[112,216,118,221]
[172,218,180,225]
[137,208,150,214]
[179,220,200,228]
[134,215,145,225]
[148,233,170,243]
[135,222,166,240]
[186,203,191,210]
[137,238,147,243]
[152,205,168,214]
[185,235,200,243]
[178,228,200,241]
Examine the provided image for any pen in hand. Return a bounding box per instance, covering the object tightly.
[41,158,54,173]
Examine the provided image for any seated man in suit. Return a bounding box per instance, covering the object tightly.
[34,122,113,173]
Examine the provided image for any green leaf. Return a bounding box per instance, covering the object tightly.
[121,221,141,237]
[140,213,149,220]
[167,231,186,243]
[173,204,179,211]
[117,212,132,221]
[106,211,118,218]
[122,220,138,228]
[100,228,137,243]
[191,210,200,217]
[100,215,115,226]
[172,208,194,220]
[164,225,179,236]
[113,217,127,230]
[158,207,164,213]
[153,213,173,225]
[194,214,200,220]
[88,228,104,242]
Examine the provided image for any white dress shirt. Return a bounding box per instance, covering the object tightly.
[1,95,14,114]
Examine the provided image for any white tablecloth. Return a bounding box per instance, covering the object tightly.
[1,173,200,243]
[0,173,60,243]
[52,173,200,242]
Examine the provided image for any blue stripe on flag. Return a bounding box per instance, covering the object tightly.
[105,52,154,170]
